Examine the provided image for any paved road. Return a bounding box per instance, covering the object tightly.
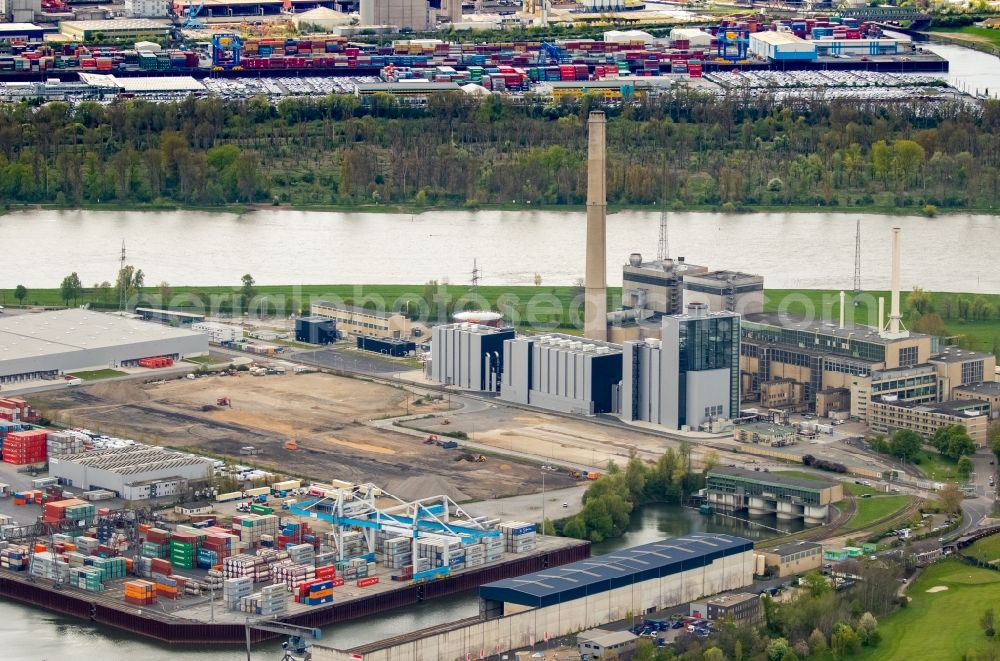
[956,451,997,538]
[463,484,589,523]
[295,348,403,375]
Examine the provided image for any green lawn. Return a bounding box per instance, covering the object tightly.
[185,355,229,365]
[912,450,962,482]
[845,495,914,530]
[70,369,128,381]
[856,559,1000,661]
[930,26,1000,49]
[765,288,1000,353]
[965,534,1000,565]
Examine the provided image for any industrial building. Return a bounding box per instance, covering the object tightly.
[479,534,754,622]
[295,316,337,345]
[584,110,609,343]
[311,301,411,339]
[191,321,243,345]
[59,19,172,42]
[749,31,817,61]
[356,336,415,357]
[929,346,998,399]
[359,0,430,31]
[694,592,762,624]
[868,398,990,447]
[499,333,622,415]
[621,253,707,318]
[733,422,797,447]
[0,22,48,41]
[705,467,842,524]
[620,305,740,431]
[953,381,1000,419]
[48,444,214,496]
[754,541,823,578]
[577,629,638,659]
[850,363,939,422]
[430,323,515,392]
[0,309,208,386]
[683,270,764,316]
[135,307,205,326]
[124,0,170,17]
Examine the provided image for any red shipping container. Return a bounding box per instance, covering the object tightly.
[356,577,379,588]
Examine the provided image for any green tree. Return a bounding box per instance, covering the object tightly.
[733,639,743,661]
[59,272,82,306]
[906,287,934,316]
[240,273,257,311]
[13,284,27,305]
[889,429,922,462]
[830,623,860,659]
[703,647,724,661]
[562,515,586,539]
[990,422,1000,464]
[808,628,828,654]
[938,482,964,514]
[958,455,974,480]
[766,637,791,661]
[801,571,831,598]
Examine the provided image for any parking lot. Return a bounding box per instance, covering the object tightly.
[200,75,379,98]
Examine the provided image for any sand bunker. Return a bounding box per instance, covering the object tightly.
[926,586,949,593]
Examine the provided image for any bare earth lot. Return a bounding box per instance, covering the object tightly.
[30,373,573,501]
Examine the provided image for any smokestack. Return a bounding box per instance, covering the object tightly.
[878,297,885,333]
[584,110,608,342]
[881,227,908,338]
[839,290,845,329]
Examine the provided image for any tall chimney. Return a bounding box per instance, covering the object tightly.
[839,290,845,329]
[878,297,885,333]
[881,227,908,338]
[584,110,608,342]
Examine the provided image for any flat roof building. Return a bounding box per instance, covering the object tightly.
[754,540,823,578]
[706,467,842,524]
[0,308,207,385]
[135,307,205,326]
[621,305,740,430]
[733,422,798,447]
[0,23,50,41]
[929,346,997,400]
[850,363,939,422]
[869,397,991,447]
[702,592,762,624]
[953,381,1000,419]
[577,629,638,659]
[499,333,622,415]
[431,323,515,392]
[311,301,411,339]
[59,19,172,41]
[683,270,764,316]
[621,253,707,317]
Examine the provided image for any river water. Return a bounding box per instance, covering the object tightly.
[1,208,998,293]
[0,504,797,661]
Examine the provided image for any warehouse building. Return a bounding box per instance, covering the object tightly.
[683,270,764,316]
[577,629,638,659]
[480,534,754,622]
[621,305,740,431]
[705,467,842,524]
[311,301,411,339]
[430,323,515,392]
[0,308,208,386]
[59,19,172,41]
[356,336,415,357]
[869,398,990,447]
[748,31,817,61]
[953,381,1000,419]
[0,23,49,41]
[49,443,214,496]
[754,541,823,578]
[499,333,622,415]
[135,307,205,327]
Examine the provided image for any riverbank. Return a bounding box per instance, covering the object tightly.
[927,28,1000,58]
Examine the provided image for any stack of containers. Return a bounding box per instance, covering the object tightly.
[73,566,103,592]
[286,543,315,566]
[170,529,205,569]
[484,535,504,562]
[124,580,156,605]
[499,522,536,553]
[233,514,279,548]
[381,537,411,569]
[295,578,333,606]
[0,544,29,570]
[256,583,288,616]
[30,551,70,582]
[3,430,47,464]
[274,562,315,589]
[464,543,486,568]
[154,574,178,599]
[89,556,126,581]
[340,557,368,580]
[223,576,254,610]
[150,558,172,576]
[46,431,87,456]
[278,521,317,550]
[223,554,271,582]
[74,536,100,555]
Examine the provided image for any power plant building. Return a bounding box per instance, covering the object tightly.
[706,467,842,524]
[683,270,764,316]
[431,323,515,392]
[621,254,707,317]
[0,308,208,386]
[499,333,622,415]
[621,305,740,430]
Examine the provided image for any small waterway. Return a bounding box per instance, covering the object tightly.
[0,503,800,660]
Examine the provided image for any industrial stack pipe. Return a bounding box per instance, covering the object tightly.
[584,110,608,342]
[839,290,845,329]
[881,226,908,338]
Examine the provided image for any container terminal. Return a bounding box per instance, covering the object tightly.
[0,463,590,644]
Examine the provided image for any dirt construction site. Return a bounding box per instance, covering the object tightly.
[29,372,575,502]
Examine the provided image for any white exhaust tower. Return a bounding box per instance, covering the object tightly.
[880,227,909,339]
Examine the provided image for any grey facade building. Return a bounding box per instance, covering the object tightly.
[622,304,740,430]
[0,308,208,385]
[621,253,707,316]
[49,444,214,495]
[499,333,622,415]
[683,270,764,315]
[431,323,515,392]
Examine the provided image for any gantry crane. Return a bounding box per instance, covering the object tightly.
[245,619,322,661]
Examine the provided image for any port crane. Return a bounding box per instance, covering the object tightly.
[245,619,322,661]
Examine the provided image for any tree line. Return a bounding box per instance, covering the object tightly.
[4,92,1000,210]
